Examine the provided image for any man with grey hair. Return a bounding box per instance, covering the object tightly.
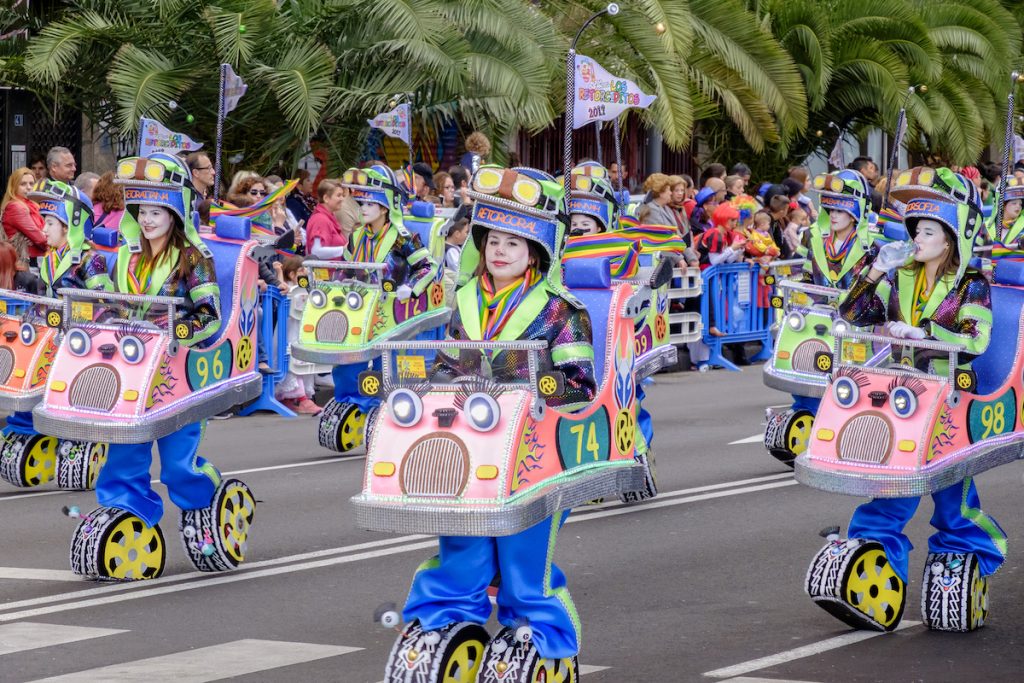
[46,146,77,183]
[74,172,99,200]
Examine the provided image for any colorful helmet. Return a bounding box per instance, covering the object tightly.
[1000,175,1024,203]
[568,162,618,231]
[27,180,95,264]
[811,169,869,223]
[459,165,570,296]
[114,153,209,257]
[890,166,984,284]
[341,164,404,225]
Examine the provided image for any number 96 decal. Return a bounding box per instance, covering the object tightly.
[185,344,234,391]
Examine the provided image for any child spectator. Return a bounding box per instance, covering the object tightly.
[444,217,469,271]
[274,256,322,415]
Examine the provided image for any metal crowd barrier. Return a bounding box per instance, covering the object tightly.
[239,287,296,418]
[667,266,703,345]
[699,262,776,371]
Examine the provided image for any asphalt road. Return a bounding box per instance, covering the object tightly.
[2,363,1024,682]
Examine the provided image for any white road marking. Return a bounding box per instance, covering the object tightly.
[0,621,125,656]
[0,567,76,582]
[376,663,609,682]
[28,638,360,682]
[0,455,364,503]
[729,434,765,445]
[702,621,921,679]
[721,677,822,683]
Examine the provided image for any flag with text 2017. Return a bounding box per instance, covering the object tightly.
[573,55,656,130]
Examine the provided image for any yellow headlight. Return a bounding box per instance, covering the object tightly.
[813,175,826,189]
[343,170,355,183]
[575,176,592,192]
[896,171,912,186]
[473,168,504,194]
[512,177,542,206]
[356,171,367,185]
[144,161,166,182]
[117,160,137,179]
[829,178,844,192]
[918,168,935,186]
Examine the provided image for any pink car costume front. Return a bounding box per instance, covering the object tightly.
[34,153,259,580]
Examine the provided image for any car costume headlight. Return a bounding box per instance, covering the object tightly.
[119,335,145,365]
[787,312,805,331]
[464,393,501,432]
[67,329,91,357]
[346,291,363,310]
[833,377,859,408]
[388,389,423,427]
[832,320,849,336]
[890,386,918,418]
[19,322,36,346]
[309,289,327,309]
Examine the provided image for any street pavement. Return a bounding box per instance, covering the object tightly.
[2,364,1024,682]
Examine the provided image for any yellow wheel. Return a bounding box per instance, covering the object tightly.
[218,480,256,565]
[530,658,577,683]
[440,633,487,683]
[22,435,58,487]
[843,547,905,629]
[614,409,636,454]
[969,564,989,630]
[101,516,165,580]
[785,412,814,458]
[339,405,366,453]
[87,444,108,489]
[236,336,254,371]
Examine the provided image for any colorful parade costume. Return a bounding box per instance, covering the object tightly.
[799,167,1005,633]
[763,170,878,466]
[986,175,1024,260]
[33,154,259,580]
[299,165,441,454]
[1,181,111,490]
[355,166,651,682]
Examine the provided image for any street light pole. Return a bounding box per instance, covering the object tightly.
[563,3,619,202]
[996,71,1024,242]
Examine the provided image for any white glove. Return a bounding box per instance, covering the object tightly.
[873,240,916,272]
[396,284,413,301]
[887,321,926,340]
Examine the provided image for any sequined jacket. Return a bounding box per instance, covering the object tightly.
[345,222,436,296]
[432,280,598,411]
[40,249,112,297]
[798,229,877,291]
[115,245,221,347]
[839,268,991,372]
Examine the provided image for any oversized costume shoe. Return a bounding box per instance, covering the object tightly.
[619,448,657,503]
[54,440,107,490]
[69,506,166,581]
[179,478,256,572]
[805,532,906,631]
[318,399,368,453]
[384,620,489,683]
[477,626,579,683]
[921,552,989,632]
[0,432,58,487]
[763,407,814,468]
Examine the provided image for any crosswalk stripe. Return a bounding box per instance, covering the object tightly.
[27,638,361,682]
[0,567,77,582]
[0,622,125,656]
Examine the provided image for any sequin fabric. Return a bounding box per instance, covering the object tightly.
[807,245,876,290]
[433,292,597,410]
[42,250,113,296]
[345,223,436,295]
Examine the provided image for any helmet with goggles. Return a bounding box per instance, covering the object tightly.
[458,165,573,299]
[27,180,95,264]
[890,166,983,284]
[114,153,209,257]
[567,162,619,232]
[342,165,405,225]
[809,169,872,248]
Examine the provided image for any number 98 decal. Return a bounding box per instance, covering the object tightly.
[966,390,1016,443]
[185,344,234,391]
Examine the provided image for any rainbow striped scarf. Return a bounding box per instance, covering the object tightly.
[564,233,642,278]
[126,253,154,296]
[617,224,687,253]
[42,244,70,286]
[352,224,389,263]
[478,269,542,340]
[210,180,299,239]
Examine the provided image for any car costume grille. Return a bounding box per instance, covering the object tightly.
[792,339,831,373]
[315,311,349,343]
[0,347,13,384]
[69,364,120,412]
[838,414,892,464]
[400,434,470,497]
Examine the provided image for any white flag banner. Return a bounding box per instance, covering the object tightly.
[828,135,846,170]
[1014,134,1024,168]
[222,63,248,115]
[573,55,656,129]
[138,118,203,157]
[367,103,411,147]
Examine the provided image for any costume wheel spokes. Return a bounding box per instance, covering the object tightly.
[180,478,256,572]
[55,440,107,490]
[476,626,579,683]
[318,399,366,453]
[921,552,989,632]
[0,433,58,487]
[764,409,814,468]
[806,537,906,631]
[69,506,166,581]
[383,620,489,683]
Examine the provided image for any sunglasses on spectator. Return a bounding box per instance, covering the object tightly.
[249,189,268,197]
[194,165,214,172]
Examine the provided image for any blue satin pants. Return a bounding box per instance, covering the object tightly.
[848,477,1007,583]
[3,410,36,436]
[403,511,579,659]
[331,359,381,412]
[96,422,220,528]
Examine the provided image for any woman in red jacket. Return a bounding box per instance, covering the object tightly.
[1,167,47,263]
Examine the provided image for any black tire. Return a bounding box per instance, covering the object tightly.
[180,478,256,572]
[806,538,905,632]
[383,620,489,683]
[318,399,366,453]
[70,506,165,581]
[764,409,814,468]
[921,552,988,632]
[0,433,58,487]
[477,627,579,683]
[55,440,107,490]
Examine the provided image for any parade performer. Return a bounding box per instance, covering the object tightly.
[800,170,877,290]
[0,180,111,490]
[321,165,438,449]
[986,175,1024,259]
[567,162,619,236]
[73,152,256,580]
[398,165,597,674]
[807,167,1002,632]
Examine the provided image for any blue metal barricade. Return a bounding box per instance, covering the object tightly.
[699,263,774,371]
[239,287,297,417]
[0,297,30,316]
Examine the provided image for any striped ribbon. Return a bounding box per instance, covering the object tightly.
[44,244,69,284]
[479,269,542,340]
[875,207,902,228]
[127,254,154,296]
[352,226,388,263]
[911,268,930,326]
[564,233,642,278]
[210,179,298,220]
